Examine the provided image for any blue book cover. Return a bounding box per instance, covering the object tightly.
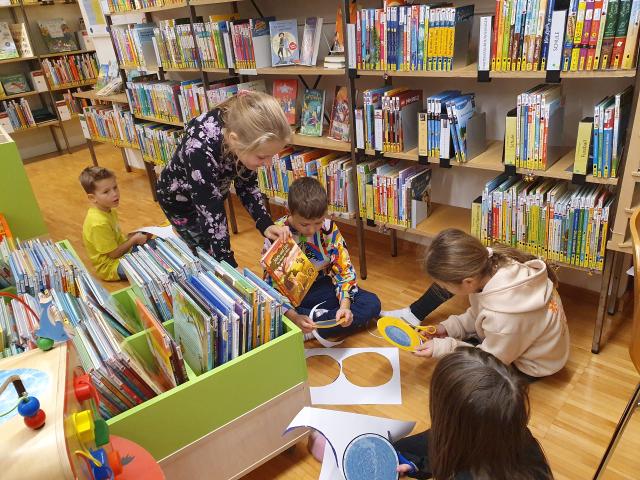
[540,0,556,69]
[269,19,300,66]
[451,94,476,161]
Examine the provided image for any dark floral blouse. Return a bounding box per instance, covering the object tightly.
[156,109,273,266]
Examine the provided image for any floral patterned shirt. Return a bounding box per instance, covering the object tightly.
[263,216,358,310]
[156,109,273,264]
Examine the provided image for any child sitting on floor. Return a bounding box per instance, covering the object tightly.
[414,228,570,379]
[263,177,381,339]
[80,166,148,281]
[394,347,553,479]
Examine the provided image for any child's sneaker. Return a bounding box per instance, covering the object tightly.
[380,307,421,327]
[303,332,315,342]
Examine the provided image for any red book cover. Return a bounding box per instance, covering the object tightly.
[273,79,298,125]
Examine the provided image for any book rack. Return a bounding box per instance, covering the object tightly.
[0,0,99,158]
[83,0,640,352]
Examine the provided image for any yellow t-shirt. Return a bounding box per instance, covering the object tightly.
[82,207,128,281]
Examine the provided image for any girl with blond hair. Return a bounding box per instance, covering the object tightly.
[157,91,291,266]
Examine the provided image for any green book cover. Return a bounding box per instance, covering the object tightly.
[300,88,325,137]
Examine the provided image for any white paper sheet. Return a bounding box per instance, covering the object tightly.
[135,225,178,239]
[286,407,415,480]
[305,348,402,405]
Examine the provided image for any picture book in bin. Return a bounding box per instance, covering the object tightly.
[329,86,350,142]
[261,237,318,306]
[300,88,325,137]
[269,19,300,66]
[38,18,79,53]
[273,79,298,125]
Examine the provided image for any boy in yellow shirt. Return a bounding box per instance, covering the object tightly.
[80,166,148,281]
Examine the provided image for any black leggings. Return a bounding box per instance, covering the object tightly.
[410,283,454,320]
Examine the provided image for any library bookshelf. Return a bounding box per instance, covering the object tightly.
[0,0,100,156]
[76,0,640,354]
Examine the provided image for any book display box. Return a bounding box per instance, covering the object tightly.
[107,287,311,479]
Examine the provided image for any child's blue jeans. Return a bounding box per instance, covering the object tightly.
[295,275,381,338]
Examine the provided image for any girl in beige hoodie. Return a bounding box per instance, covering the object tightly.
[414,229,570,378]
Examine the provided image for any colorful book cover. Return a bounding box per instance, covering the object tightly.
[273,79,298,125]
[329,86,351,142]
[300,88,325,137]
[0,74,30,95]
[269,19,300,66]
[0,22,18,60]
[261,237,318,306]
[38,18,79,53]
[300,17,318,65]
[172,283,211,376]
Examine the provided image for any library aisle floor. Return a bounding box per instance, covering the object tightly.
[24,144,640,480]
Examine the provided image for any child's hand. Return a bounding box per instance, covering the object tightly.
[264,224,291,242]
[336,308,353,327]
[414,340,434,358]
[425,324,448,339]
[130,232,149,245]
[293,314,317,334]
[397,464,412,477]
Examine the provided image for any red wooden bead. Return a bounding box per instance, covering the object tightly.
[24,409,46,430]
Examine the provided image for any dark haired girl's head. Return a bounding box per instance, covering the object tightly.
[429,348,552,480]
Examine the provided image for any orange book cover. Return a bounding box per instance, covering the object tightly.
[261,237,318,306]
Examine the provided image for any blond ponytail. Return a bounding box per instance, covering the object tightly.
[424,229,558,286]
[218,91,291,155]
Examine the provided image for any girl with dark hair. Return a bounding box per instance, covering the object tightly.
[395,347,553,480]
[413,228,570,379]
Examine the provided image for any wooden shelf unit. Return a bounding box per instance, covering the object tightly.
[0,90,41,101]
[39,49,96,59]
[133,113,184,127]
[0,55,36,64]
[49,79,97,91]
[105,0,241,16]
[291,131,350,152]
[72,89,128,104]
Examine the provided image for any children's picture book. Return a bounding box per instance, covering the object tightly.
[172,283,212,376]
[331,2,357,54]
[261,237,318,306]
[300,88,325,137]
[273,79,298,125]
[0,22,18,59]
[300,17,324,66]
[0,73,30,95]
[269,19,300,66]
[329,86,350,142]
[38,18,79,53]
[9,23,33,58]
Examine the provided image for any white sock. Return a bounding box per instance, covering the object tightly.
[312,308,329,320]
[303,332,315,341]
[380,307,421,327]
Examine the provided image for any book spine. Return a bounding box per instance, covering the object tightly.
[611,0,633,67]
[600,0,620,68]
[621,0,640,67]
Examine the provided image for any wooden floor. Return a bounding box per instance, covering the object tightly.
[24,144,640,480]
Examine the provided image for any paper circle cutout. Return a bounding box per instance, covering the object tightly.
[377,316,422,351]
[342,352,393,387]
[343,433,399,480]
[306,355,341,387]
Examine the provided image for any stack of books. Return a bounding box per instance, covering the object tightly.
[120,238,289,373]
[0,99,37,130]
[106,0,184,14]
[356,160,432,228]
[489,0,640,72]
[153,19,200,70]
[134,122,183,165]
[111,24,158,71]
[40,53,99,88]
[195,17,232,69]
[475,174,613,270]
[579,85,633,178]
[257,147,357,216]
[82,104,138,148]
[355,86,422,152]
[355,4,475,71]
[177,80,208,123]
[418,91,478,162]
[0,232,14,289]
[0,292,41,359]
[9,23,33,58]
[230,17,274,69]
[504,83,564,170]
[126,79,182,123]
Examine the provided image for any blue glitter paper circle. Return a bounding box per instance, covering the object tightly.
[385,325,412,347]
[343,433,399,480]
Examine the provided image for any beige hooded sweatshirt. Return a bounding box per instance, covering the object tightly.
[431,259,570,377]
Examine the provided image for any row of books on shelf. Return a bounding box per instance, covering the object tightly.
[135,122,183,165]
[0,22,33,60]
[111,15,328,71]
[0,18,89,60]
[125,75,267,124]
[41,52,99,88]
[0,237,289,417]
[483,0,640,73]
[474,174,613,270]
[257,147,357,216]
[82,103,138,147]
[0,99,56,130]
[105,0,183,13]
[355,4,474,72]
